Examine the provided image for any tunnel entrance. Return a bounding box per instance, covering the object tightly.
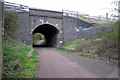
[32,24,59,47]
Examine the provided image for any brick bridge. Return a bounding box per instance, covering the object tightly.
[13,8,93,47]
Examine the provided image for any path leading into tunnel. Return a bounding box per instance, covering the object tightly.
[36,48,118,78]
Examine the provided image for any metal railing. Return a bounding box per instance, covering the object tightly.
[63,10,89,19]
[4,1,29,12]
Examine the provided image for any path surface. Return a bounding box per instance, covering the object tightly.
[35,40,44,45]
[36,48,118,78]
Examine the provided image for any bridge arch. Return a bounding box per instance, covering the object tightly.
[32,24,60,47]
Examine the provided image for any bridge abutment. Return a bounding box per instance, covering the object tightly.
[14,12,32,45]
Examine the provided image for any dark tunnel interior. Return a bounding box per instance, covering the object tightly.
[32,24,59,47]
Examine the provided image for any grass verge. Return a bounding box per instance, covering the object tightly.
[59,22,119,65]
[3,37,39,78]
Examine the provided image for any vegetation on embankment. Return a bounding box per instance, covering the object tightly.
[3,37,39,78]
[3,11,39,78]
[32,33,45,45]
[4,11,19,32]
[59,21,119,64]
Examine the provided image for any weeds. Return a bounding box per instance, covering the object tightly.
[59,21,119,64]
[3,37,39,78]
[3,10,39,78]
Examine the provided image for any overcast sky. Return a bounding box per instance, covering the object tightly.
[5,0,117,17]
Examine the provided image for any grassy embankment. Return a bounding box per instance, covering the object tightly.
[3,36,39,78]
[3,11,39,78]
[59,21,119,64]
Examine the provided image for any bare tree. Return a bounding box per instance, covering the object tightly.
[111,0,120,19]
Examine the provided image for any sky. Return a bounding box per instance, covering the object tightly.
[4,0,117,17]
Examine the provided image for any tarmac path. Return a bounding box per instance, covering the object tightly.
[36,48,118,78]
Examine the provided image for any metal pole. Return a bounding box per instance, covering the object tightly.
[106,13,109,21]
[99,15,101,20]
[0,1,4,79]
[77,12,79,39]
[62,10,64,44]
[118,1,120,20]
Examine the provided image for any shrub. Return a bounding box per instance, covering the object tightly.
[4,11,19,32]
[32,33,45,44]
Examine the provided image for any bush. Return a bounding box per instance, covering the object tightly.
[98,22,118,39]
[32,33,45,44]
[59,21,119,60]
[4,11,19,32]
[94,39,118,59]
